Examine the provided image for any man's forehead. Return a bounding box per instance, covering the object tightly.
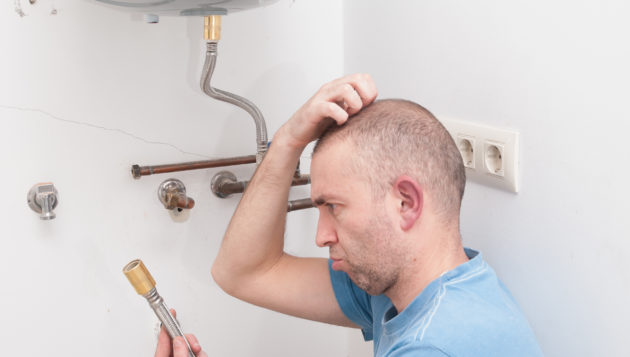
[310,146,371,203]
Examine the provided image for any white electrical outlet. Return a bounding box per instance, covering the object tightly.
[440,118,519,193]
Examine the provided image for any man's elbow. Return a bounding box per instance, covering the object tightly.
[211,260,237,296]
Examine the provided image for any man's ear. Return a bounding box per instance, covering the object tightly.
[392,176,423,231]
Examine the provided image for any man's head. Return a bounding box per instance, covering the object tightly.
[314,99,465,221]
[309,99,465,296]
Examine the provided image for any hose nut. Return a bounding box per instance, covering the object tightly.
[123,259,156,295]
[204,15,221,41]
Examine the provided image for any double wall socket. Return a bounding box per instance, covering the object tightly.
[440,118,520,193]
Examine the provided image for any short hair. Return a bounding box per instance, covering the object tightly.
[313,99,465,223]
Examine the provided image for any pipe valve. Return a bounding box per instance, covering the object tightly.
[27,182,58,220]
[157,178,195,211]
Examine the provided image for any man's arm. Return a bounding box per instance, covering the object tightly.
[211,74,377,327]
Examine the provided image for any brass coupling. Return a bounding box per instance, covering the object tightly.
[204,15,221,41]
[123,259,156,296]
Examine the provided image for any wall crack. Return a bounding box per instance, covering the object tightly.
[0,104,212,159]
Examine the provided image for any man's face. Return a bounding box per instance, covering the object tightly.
[311,140,404,296]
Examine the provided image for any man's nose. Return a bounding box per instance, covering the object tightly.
[315,213,338,247]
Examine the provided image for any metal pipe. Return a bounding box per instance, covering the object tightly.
[221,175,310,196]
[131,155,256,179]
[212,171,310,198]
[201,40,268,164]
[287,198,315,212]
[123,259,195,357]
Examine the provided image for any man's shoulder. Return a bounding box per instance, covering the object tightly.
[408,261,543,356]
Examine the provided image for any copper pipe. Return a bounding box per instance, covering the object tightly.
[215,174,311,197]
[287,198,314,212]
[131,155,257,179]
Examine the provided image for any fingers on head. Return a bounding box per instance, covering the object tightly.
[351,73,378,105]
[318,101,348,125]
[334,73,378,105]
[339,83,364,116]
[322,83,361,118]
[323,73,377,116]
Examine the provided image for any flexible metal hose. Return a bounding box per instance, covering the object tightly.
[144,288,195,357]
[123,260,195,357]
[201,41,268,163]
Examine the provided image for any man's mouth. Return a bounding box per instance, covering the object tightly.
[330,258,343,271]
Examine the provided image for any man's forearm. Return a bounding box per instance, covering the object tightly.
[211,73,377,306]
[211,130,303,295]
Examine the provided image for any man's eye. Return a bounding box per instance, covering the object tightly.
[327,203,337,213]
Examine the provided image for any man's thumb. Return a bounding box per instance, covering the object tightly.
[173,337,188,357]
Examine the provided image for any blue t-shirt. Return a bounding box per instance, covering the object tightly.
[329,249,543,356]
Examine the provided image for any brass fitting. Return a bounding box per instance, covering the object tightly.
[123,259,156,295]
[204,15,221,41]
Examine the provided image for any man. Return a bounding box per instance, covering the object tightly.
[158,74,542,356]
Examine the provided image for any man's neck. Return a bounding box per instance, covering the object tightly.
[385,235,469,313]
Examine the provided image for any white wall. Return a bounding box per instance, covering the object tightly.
[0,0,355,355]
[343,1,630,356]
[7,1,623,356]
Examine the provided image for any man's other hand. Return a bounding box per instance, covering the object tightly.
[278,73,377,150]
[154,309,207,357]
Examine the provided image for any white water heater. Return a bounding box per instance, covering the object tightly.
[88,0,280,16]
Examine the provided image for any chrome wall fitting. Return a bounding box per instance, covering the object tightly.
[210,171,238,198]
[157,178,195,212]
[27,183,58,220]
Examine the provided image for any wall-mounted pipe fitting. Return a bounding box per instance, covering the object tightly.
[210,171,314,211]
[210,171,238,199]
[204,15,221,41]
[157,179,194,211]
[211,171,311,198]
[27,183,58,220]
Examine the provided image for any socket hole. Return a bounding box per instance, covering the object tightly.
[123,259,141,272]
[177,208,183,212]
[457,138,474,168]
[485,145,503,175]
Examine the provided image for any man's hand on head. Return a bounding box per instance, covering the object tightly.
[154,309,208,357]
[277,73,377,150]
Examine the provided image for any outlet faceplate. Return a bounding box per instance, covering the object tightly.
[440,118,519,193]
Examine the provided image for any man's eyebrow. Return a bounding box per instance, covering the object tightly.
[312,197,326,206]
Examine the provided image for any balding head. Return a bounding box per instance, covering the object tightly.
[313,99,465,224]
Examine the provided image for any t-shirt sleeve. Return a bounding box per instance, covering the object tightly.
[389,343,451,356]
[328,259,374,341]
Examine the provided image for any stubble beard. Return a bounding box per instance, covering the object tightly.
[346,213,403,296]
